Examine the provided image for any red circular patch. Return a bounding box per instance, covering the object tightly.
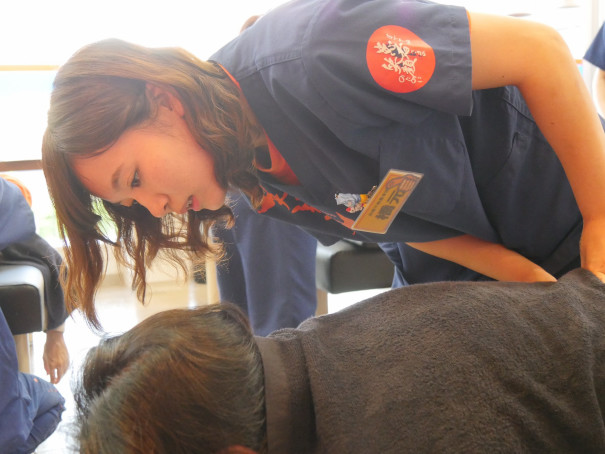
[366,25,435,93]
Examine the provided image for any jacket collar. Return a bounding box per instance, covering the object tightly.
[255,336,317,454]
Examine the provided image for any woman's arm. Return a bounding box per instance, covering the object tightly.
[469,12,605,281]
[407,235,556,282]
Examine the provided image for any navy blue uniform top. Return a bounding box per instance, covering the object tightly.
[211,0,582,278]
[585,22,605,69]
[0,178,35,250]
[0,306,43,451]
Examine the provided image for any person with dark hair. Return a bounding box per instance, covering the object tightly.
[74,269,605,453]
[42,0,605,329]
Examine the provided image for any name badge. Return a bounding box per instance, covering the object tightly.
[351,170,423,234]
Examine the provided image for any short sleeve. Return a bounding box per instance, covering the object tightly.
[585,22,605,70]
[304,0,473,125]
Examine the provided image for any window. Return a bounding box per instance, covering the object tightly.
[446,0,596,57]
[0,0,285,243]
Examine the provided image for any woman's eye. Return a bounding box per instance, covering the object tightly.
[130,170,141,188]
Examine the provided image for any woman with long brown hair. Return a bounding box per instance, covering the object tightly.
[43,0,605,327]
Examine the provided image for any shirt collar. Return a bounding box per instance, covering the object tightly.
[255,336,316,453]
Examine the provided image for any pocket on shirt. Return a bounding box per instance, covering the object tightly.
[478,131,579,257]
[377,135,466,218]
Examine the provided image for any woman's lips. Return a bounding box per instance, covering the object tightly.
[182,195,201,213]
[191,196,201,211]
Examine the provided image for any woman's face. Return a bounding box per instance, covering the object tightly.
[73,101,227,218]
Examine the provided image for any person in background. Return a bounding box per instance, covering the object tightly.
[214,192,317,336]
[73,269,605,453]
[0,174,70,384]
[585,22,605,117]
[1,232,70,384]
[0,176,35,250]
[0,177,65,454]
[212,15,317,336]
[41,0,605,328]
[0,307,66,454]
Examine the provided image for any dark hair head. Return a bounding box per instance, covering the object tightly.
[74,303,267,453]
[42,39,265,328]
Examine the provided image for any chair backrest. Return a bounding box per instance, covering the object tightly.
[316,240,394,294]
[0,264,46,335]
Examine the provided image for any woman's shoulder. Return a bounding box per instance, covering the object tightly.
[302,0,474,119]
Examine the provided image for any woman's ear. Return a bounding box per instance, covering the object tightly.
[145,83,185,117]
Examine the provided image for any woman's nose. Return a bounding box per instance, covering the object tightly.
[136,193,169,218]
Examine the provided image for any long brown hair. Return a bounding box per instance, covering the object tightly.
[42,39,265,328]
[74,303,267,453]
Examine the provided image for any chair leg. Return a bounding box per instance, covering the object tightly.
[13,333,34,374]
[316,289,328,316]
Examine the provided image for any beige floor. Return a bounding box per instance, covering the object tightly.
[30,277,383,453]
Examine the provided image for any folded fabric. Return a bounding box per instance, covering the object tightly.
[1,233,69,330]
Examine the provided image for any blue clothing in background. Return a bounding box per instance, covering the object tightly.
[0,177,65,453]
[215,192,317,336]
[0,178,35,250]
[585,22,605,69]
[0,308,65,454]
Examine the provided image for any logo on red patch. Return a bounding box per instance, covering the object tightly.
[366,25,435,93]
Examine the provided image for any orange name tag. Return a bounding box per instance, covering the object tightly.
[352,170,423,234]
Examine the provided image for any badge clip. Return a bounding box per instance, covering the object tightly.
[341,170,423,234]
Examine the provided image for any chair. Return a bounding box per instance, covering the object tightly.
[201,240,394,316]
[315,240,394,314]
[0,264,46,373]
